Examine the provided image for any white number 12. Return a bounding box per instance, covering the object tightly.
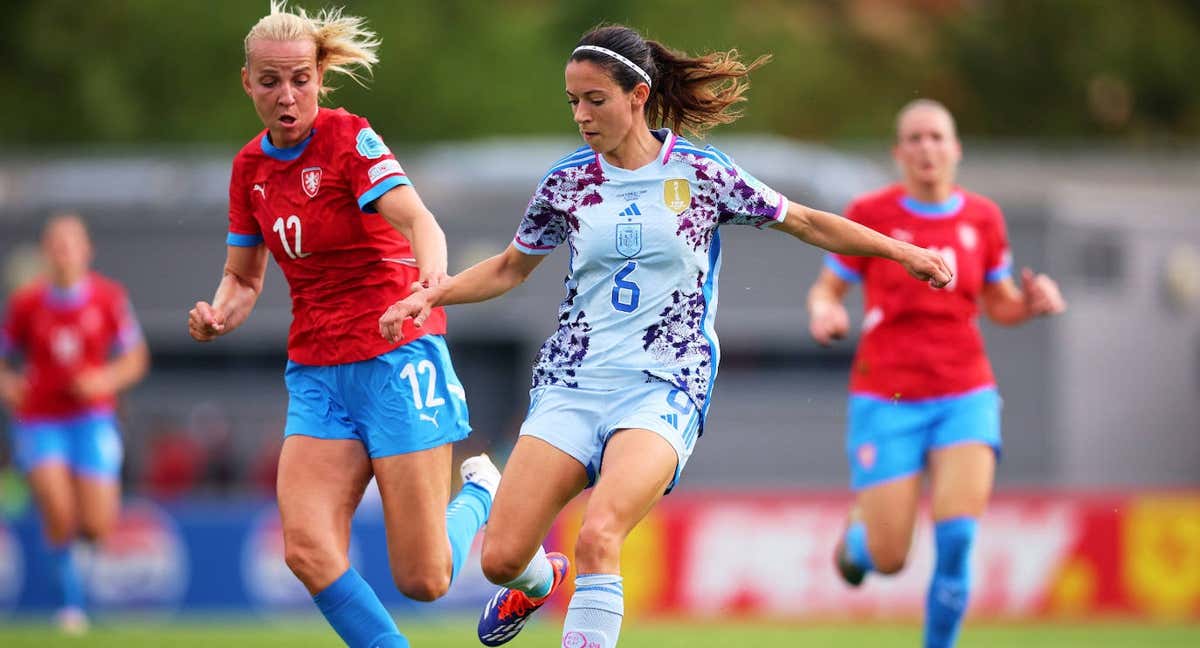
[399,360,445,410]
[272,215,311,260]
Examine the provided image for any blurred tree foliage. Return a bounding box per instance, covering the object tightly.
[1,0,1197,148]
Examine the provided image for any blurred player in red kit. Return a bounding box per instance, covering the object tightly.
[0,213,149,633]
[806,99,1066,648]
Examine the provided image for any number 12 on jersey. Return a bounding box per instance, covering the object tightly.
[611,261,641,313]
[273,215,311,260]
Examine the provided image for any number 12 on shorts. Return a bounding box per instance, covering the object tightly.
[399,360,446,409]
[611,261,640,313]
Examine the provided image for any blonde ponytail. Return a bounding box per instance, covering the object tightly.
[244,1,380,96]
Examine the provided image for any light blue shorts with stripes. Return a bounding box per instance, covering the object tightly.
[519,381,700,493]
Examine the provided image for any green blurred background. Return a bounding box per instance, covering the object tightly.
[3,0,1198,148]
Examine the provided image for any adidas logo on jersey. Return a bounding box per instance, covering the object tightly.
[619,203,643,217]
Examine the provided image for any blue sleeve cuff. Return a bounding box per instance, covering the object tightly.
[824,254,862,283]
[227,232,264,247]
[111,324,144,355]
[358,175,412,213]
[985,263,1012,283]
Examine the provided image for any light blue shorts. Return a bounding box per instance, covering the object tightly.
[284,335,470,458]
[519,381,701,493]
[12,409,124,479]
[846,386,1002,491]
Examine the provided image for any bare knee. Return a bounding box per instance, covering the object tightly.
[78,516,117,545]
[283,528,347,590]
[480,539,530,586]
[574,515,624,572]
[42,520,77,547]
[77,527,102,545]
[869,539,910,575]
[36,500,77,545]
[392,565,451,602]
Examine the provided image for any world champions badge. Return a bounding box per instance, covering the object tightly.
[663,179,690,214]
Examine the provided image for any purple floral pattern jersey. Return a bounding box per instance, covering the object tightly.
[511,129,786,420]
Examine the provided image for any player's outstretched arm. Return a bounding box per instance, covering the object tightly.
[806,268,853,346]
[772,201,953,288]
[0,359,25,412]
[981,267,1067,326]
[71,340,149,401]
[189,245,269,342]
[374,185,450,289]
[379,245,545,343]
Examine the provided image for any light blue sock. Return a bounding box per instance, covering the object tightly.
[563,574,624,648]
[446,482,491,583]
[925,517,977,648]
[47,543,84,610]
[845,521,876,572]
[502,545,554,598]
[313,568,409,648]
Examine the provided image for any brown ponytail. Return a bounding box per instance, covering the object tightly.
[645,41,771,137]
[570,25,770,138]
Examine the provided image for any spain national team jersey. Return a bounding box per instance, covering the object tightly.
[227,107,445,366]
[826,184,1012,400]
[513,129,786,419]
[0,273,143,420]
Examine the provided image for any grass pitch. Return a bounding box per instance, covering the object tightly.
[0,618,1196,647]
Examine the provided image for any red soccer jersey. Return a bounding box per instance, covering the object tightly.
[227,107,446,366]
[1,273,143,420]
[826,185,1012,400]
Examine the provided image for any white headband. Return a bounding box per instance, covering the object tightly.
[572,45,652,87]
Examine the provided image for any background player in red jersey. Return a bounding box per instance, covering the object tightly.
[806,99,1066,648]
[0,213,149,633]
[186,4,496,647]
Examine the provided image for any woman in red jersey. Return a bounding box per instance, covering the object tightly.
[187,4,496,647]
[1,213,149,633]
[806,99,1066,648]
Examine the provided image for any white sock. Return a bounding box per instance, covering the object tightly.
[502,545,554,598]
[562,574,623,648]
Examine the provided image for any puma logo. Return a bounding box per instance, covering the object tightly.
[253,184,266,199]
[419,412,439,428]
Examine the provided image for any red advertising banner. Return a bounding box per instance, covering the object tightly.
[548,492,1200,621]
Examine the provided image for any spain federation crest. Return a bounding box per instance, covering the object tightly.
[615,223,642,258]
[663,178,690,214]
[301,167,322,199]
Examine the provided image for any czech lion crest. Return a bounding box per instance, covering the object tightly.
[301,167,322,199]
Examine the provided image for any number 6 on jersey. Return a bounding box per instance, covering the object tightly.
[611,261,641,313]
